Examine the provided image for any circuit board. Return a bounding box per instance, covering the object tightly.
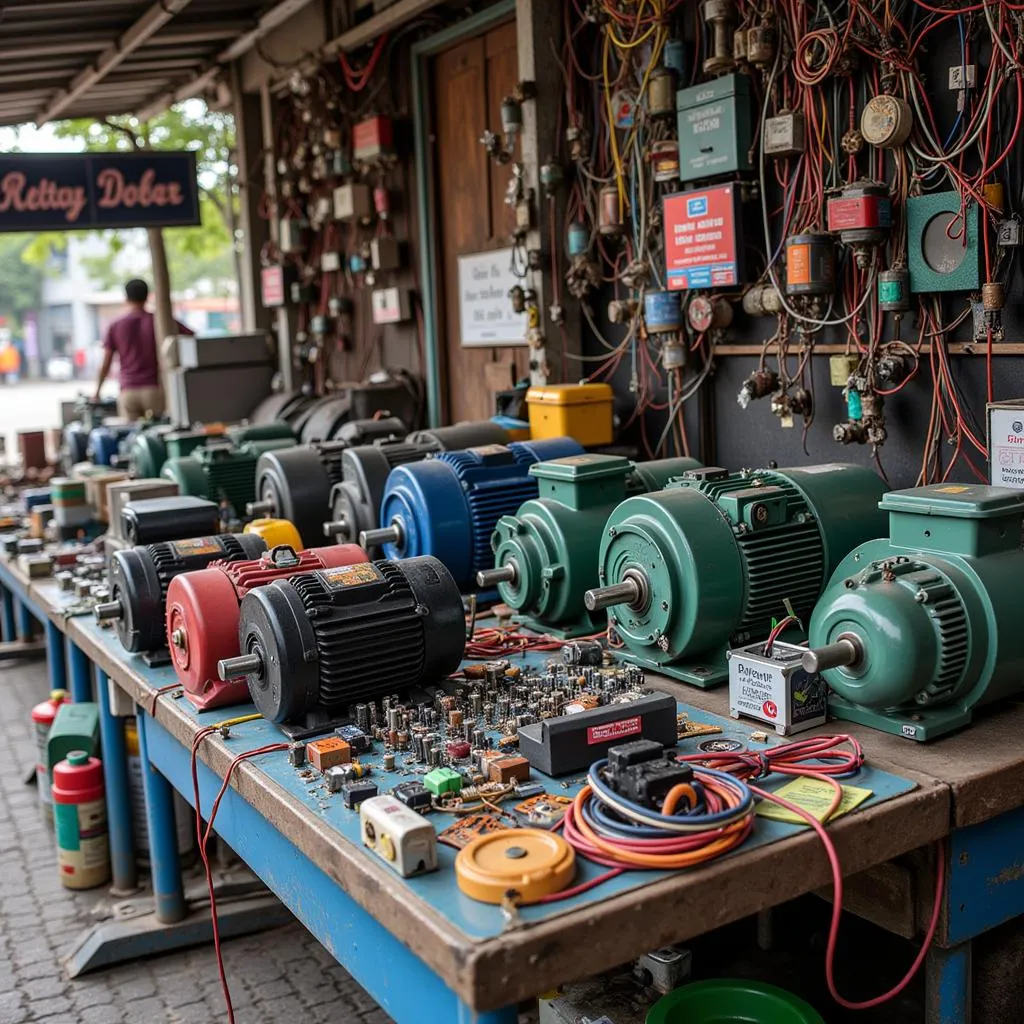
[80,616,919,938]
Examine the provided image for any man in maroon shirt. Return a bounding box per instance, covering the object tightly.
[93,279,193,419]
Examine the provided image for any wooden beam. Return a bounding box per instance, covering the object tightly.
[324,0,449,55]
[35,0,195,124]
[713,342,1024,357]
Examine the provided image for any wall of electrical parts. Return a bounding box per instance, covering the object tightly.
[550,0,1024,486]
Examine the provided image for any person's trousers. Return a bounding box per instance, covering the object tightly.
[118,386,165,419]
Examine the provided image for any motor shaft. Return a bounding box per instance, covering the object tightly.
[94,600,123,623]
[802,635,862,674]
[359,521,403,549]
[585,578,641,613]
[477,563,517,588]
[218,653,263,680]
[246,499,274,517]
[323,516,349,538]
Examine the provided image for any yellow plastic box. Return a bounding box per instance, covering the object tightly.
[526,383,614,446]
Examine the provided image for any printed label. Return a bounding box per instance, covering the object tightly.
[467,444,510,457]
[321,563,381,589]
[587,715,642,745]
[172,537,220,558]
[989,408,1024,489]
[55,798,109,876]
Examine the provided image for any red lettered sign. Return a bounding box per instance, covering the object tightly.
[664,185,740,290]
[587,716,642,745]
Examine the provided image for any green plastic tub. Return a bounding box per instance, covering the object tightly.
[646,979,826,1024]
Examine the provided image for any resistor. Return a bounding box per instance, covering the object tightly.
[382,752,396,772]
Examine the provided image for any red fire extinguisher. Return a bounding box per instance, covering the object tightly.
[52,751,111,890]
[31,689,67,823]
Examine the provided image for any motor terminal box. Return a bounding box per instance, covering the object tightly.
[728,639,826,735]
[360,795,438,877]
[517,692,678,776]
[676,74,753,183]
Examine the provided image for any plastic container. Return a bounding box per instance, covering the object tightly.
[525,383,614,446]
[646,979,825,1024]
[52,751,110,890]
[243,517,303,550]
[31,689,67,822]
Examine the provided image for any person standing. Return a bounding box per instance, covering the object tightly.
[93,279,193,419]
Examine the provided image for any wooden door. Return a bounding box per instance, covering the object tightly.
[431,20,528,424]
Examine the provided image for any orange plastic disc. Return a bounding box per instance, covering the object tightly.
[455,828,575,904]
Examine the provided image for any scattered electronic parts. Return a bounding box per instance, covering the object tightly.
[360,795,438,877]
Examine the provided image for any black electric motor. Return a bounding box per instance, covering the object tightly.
[323,421,512,551]
[248,417,406,546]
[96,533,267,653]
[120,495,220,546]
[222,556,465,726]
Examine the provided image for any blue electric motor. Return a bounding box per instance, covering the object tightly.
[361,437,585,591]
[88,425,135,466]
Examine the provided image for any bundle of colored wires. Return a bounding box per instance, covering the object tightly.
[561,759,755,870]
[463,627,605,658]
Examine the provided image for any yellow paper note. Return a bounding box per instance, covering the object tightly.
[755,777,873,825]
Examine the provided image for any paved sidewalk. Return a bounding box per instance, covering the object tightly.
[0,655,392,1024]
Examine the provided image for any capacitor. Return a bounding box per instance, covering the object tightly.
[982,281,1005,312]
[742,282,784,317]
[732,28,748,65]
[373,186,390,219]
[388,707,401,732]
[567,221,589,258]
[539,161,564,197]
[598,185,624,236]
[785,233,834,296]
[747,24,776,66]
[662,341,686,370]
[877,268,910,313]
[643,290,683,334]
[687,295,733,333]
[500,96,523,138]
[664,38,686,78]
[702,0,737,77]
[737,368,780,409]
[647,68,675,118]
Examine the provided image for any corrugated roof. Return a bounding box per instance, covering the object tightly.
[0,0,314,126]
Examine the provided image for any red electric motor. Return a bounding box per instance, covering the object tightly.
[165,543,367,710]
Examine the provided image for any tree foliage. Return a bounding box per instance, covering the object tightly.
[0,235,43,331]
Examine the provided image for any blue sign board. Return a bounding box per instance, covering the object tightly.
[0,151,201,232]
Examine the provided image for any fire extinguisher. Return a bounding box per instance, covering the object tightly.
[52,751,110,890]
[31,689,67,823]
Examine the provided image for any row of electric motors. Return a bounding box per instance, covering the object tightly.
[97,429,1024,743]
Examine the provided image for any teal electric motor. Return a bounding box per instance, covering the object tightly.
[162,437,295,519]
[585,464,888,686]
[802,484,1024,741]
[132,421,294,478]
[481,453,701,637]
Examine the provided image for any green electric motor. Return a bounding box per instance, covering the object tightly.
[162,437,295,519]
[131,421,293,478]
[585,464,888,687]
[481,453,701,637]
[803,484,1024,741]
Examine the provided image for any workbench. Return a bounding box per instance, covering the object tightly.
[1,550,1020,1024]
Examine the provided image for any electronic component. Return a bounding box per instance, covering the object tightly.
[860,94,913,149]
[363,439,583,592]
[370,286,412,325]
[643,290,682,334]
[392,780,432,812]
[96,533,267,656]
[279,217,308,255]
[728,640,826,735]
[518,692,678,776]
[907,191,980,293]
[455,828,575,904]
[483,454,699,637]
[360,795,438,877]
[827,181,891,267]
[424,766,462,796]
[562,638,604,667]
[332,182,372,221]
[585,465,888,687]
[675,75,752,182]
[370,236,401,271]
[119,495,220,546]
[287,742,306,767]
[606,749,696,811]
[307,737,351,772]
[488,756,530,785]
[785,233,834,296]
[764,111,805,158]
[878,268,911,313]
[343,780,378,809]
[222,558,465,729]
[701,0,737,76]
[353,115,395,163]
[437,814,505,850]
[335,724,371,754]
[737,368,778,409]
[806,485,1024,741]
[166,541,367,711]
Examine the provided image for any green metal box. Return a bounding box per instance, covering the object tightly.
[46,702,100,773]
[676,74,753,183]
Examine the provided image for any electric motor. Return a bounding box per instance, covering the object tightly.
[482,453,700,637]
[221,557,465,726]
[365,438,585,591]
[247,418,406,546]
[95,532,267,653]
[166,541,367,710]
[803,485,1024,741]
[88,425,134,467]
[162,438,295,519]
[585,464,888,686]
[324,421,512,550]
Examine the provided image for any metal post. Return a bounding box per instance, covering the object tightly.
[16,599,33,641]
[66,639,93,702]
[1,587,14,642]
[97,671,137,894]
[926,942,972,1024]
[44,620,66,693]
[135,710,186,924]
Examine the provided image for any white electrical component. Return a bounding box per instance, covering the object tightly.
[370,236,402,271]
[727,640,827,736]
[279,217,308,255]
[321,250,342,272]
[333,182,372,221]
[359,795,437,877]
[948,65,977,90]
[764,111,806,158]
[371,286,412,324]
